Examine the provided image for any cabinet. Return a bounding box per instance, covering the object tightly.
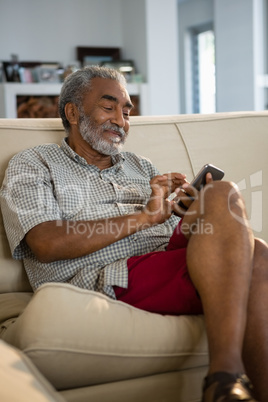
[0,82,149,118]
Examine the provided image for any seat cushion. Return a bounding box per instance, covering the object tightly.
[2,282,208,390]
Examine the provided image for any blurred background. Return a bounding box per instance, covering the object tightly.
[0,0,267,117]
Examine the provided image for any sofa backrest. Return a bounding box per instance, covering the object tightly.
[1,111,268,293]
[0,119,65,293]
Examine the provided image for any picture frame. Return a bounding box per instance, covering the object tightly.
[101,60,135,82]
[76,47,121,67]
[34,66,60,83]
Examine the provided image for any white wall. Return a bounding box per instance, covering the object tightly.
[121,0,147,82]
[145,0,180,115]
[215,0,266,111]
[0,0,123,67]
[121,0,180,115]
[0,0,152,112]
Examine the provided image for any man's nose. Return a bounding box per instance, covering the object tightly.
[110,108,125,128]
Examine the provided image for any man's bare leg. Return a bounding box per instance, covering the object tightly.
[181,181,259,400]
[242,238,268,401]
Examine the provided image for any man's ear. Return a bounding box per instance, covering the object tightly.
[65,103,79,126]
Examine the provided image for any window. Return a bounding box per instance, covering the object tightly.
[191,25,216,113]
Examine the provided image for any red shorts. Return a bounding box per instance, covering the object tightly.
[113,221,203,315]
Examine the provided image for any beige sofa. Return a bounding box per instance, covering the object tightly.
[0,339,65,402]
[0,111,267,402]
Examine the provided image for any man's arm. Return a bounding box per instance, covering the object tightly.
[26,173,186,263]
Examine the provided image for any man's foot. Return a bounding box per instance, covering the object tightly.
[201,372,259,401]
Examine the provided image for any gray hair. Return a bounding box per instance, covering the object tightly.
[58,65,127,133]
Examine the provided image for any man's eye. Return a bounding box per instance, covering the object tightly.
[104,107,112,111]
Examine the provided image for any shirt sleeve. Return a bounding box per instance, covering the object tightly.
[0,152,62,259]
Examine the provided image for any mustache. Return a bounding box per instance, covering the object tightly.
[102,124,126,139]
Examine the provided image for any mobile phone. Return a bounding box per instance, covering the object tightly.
[190,164,225,190]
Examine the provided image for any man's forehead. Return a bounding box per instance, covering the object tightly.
[90,77,126,94]
[88,77,132,106]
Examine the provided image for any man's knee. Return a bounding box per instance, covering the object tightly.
[181,181,247,238]
[190,180,244,217]
[200,180,245,216]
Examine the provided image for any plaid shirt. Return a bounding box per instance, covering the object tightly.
[0,138,179,298]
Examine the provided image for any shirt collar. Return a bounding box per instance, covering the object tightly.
[60,137,125,168]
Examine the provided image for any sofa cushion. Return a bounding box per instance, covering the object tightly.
[0,213,32,293]
[2,282,208,390]
[0,292,32,326]
[0,340,65,402]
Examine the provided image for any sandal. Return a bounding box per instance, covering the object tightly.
[201,371,259,401]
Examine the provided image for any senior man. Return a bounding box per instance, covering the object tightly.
[1,66,268,402]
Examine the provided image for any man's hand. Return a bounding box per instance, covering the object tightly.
[141,173,187,225]
[172,172,213,217]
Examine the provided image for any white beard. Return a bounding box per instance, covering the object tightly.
[79,113,127,156]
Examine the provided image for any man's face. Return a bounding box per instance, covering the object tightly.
[78,78,133,156]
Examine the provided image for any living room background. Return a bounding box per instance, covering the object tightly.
[0,0,267,115]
